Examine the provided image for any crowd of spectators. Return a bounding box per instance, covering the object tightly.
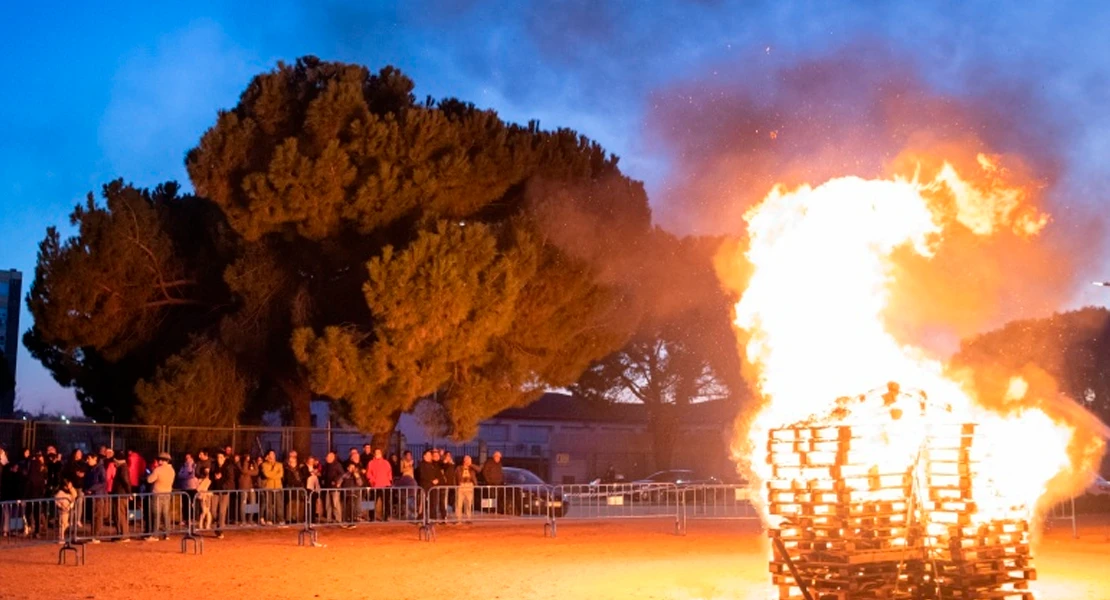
[0,443,509,543]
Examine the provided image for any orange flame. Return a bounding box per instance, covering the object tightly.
[730,156,1077,526]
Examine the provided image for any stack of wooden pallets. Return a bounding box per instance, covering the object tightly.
[766,423,1036,600]
[919,424,1036,600]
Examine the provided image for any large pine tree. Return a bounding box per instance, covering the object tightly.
[26,57,653,449]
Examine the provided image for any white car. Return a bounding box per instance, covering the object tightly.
[1087,475,1110,496]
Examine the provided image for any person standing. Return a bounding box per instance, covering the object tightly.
[400,451,415,479]
[195,468,213,531]
[210,451,235,538]
[176,454,199,527]
[236,453,259,525]
[62,449,86,528]
[417,450,441,521]
[54,480,77,544]
[456,455,478,524]
[84,454,108,540]
[282,452,306,525]
[441,452,457,519]
[481,451,505,514]
[322,452,345,524]
[24,452,47,536]
[146,453,175,541]
[367,449,393,522]
[260,451,284,525]
[111,455,132,541]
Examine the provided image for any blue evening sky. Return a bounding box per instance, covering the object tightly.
[1,1,1108,415]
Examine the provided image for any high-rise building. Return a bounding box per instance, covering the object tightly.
[0,269,21,415]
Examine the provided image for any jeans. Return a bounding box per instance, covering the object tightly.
[114,496,130,537]
[325,490,342,523]
[152,494,171,538]
[91,496,109,536]
[213,493,230,532]
[456,485,474,522]
[262,489,284,523]
[239,490,256,523]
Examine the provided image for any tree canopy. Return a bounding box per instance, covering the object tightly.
[26,57,654,446]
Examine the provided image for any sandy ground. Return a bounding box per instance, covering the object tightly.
[0,517,1108,600]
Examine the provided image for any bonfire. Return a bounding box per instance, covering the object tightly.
[725,155,1103,599]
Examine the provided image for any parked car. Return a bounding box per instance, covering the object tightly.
[629,470,723,502]
[497,467,568,517]
[1087,474,1110,496]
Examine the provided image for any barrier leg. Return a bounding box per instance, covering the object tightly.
[57,541,84,567]
[181,534,203,555]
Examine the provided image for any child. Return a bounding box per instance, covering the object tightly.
[195,467,213,531]
[54,480,77,544]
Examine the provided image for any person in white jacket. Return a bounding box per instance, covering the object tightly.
[146,453,175,541]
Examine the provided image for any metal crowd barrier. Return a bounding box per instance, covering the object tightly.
[680,484,760,532]
[1044,496,1078,539]
[550,482,681,537]
[1,498,68,554]
[305,487,428,544]
[70,491,200,559]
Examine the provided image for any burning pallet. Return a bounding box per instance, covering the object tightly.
[766,422,1036,600]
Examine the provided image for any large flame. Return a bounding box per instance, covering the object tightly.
[732,154,1080,526]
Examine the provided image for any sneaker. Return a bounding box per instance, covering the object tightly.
[89,539,101,544]
[216,533,224,539]
[145,537,159,542]
[57,540,66,545]
[119,538,131,543]
[259,519,268,526]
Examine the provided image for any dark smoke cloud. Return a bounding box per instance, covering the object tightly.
[649,42,1105,344]
[646,42,1072,233]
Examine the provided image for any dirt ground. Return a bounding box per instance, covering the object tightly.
[0,517,1108,600]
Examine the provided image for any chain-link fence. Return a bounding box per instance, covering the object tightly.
[31,422,161,458]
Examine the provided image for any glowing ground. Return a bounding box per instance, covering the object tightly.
[0,519,1105,599]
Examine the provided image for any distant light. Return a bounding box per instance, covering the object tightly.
[458,221,466,227]
[91,420,97,424]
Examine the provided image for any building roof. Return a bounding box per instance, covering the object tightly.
[492,392,739,426]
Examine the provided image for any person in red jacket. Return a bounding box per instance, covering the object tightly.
[127,450,146,490]
[367,449,393,522]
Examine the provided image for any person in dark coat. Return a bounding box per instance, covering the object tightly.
[417,451,443,521]
[322,452,345,524]
[210,451,235,538]
[480,451,505,514]
[111,456,132,539]
[84,454,109,538]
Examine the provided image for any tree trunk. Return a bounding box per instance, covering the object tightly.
[648,404,677,471]
[283,377,313,456]
[370,410,403,455]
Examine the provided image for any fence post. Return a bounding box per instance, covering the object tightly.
[26,420,36,452]
[1071,496,1078,540]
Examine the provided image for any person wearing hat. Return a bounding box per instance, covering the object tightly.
[146,452,175,541]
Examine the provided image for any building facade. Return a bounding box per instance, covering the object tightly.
[0,269,21,415]
[390,393,739,484]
